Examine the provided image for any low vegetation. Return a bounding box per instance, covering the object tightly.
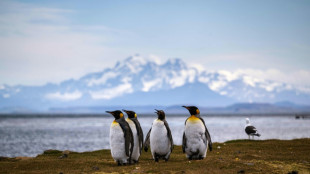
[0,139,309,174]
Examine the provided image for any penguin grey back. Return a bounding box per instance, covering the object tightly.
[123,109,144,153]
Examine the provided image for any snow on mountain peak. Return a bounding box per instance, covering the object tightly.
[115,55,154,74]
[1,55,310,111]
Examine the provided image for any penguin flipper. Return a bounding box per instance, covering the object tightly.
[199,118,212,151]
[144,128,152,152]
[164,120,174,152]
[182,132,187,153]
[128,122,134,161]
[132,119,144,153]
[205,126,212,151]
[119,120,134,158]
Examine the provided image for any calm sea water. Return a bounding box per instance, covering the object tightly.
[0,115,309,157]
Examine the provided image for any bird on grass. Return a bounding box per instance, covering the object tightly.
[123,109,144,163]
[144,109,173,162]
[245,118,261,139]
[106,110,134,166]
[182,106,212,160]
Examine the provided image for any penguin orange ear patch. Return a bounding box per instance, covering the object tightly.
[134,113,137,118]
[120,113,124,117]
[196,109,200,114]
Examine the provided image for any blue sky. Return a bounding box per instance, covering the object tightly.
[0,0,309,86]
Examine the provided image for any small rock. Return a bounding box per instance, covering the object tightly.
[58,154,68,159]
[235,150,241,154]
[235,158,239,161]
[287,171,298,174]
[217,146,221,149]
[59,172,63,174]
[237,169,245,174]
[92,166,99,170]
[245,163,254,166]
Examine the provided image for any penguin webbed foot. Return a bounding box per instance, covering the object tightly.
[117,161,122,166]
[144,146,149,152]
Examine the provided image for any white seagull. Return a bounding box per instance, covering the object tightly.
[245,118,261,139]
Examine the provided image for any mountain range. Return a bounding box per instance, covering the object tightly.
[1,55,310,113]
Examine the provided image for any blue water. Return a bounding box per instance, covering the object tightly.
[0,115,309,157]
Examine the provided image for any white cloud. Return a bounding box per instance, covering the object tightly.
[45,90,82,101]
[219,91,227,96]
[234,69,310,92]
[89,83,133,100]
[3,94,10,98]
[0,0,129,86]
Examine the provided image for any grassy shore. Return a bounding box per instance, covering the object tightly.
[0,139,309,174]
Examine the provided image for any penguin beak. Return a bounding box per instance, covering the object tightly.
[106,111,114,115]
[182,106,189,110]
[154,109,159,113]
[122,109,128,113]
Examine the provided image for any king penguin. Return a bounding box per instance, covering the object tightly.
[106,110,134,165]
[182,106,212,160]
[123,109,144,163]
[144,109,173,162]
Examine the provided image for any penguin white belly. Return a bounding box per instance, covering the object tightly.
[127,118,140,161]
[150,119,171,157]
[110,121,128,163]
[185,117,208,158]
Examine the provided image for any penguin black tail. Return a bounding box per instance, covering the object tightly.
[209,143,212,151]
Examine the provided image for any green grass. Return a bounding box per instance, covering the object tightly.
[1,139,310,174]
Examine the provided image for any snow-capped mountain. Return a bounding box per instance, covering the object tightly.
[1,55,309,112]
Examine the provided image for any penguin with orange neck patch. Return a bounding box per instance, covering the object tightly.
[123,109,143,163]
[106,110,134,165]
[182,106,212,160]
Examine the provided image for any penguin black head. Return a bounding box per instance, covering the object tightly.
[182,106,200,116]
[123,109,137,119]
[106,110,124,120]
[155,109,165,120]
